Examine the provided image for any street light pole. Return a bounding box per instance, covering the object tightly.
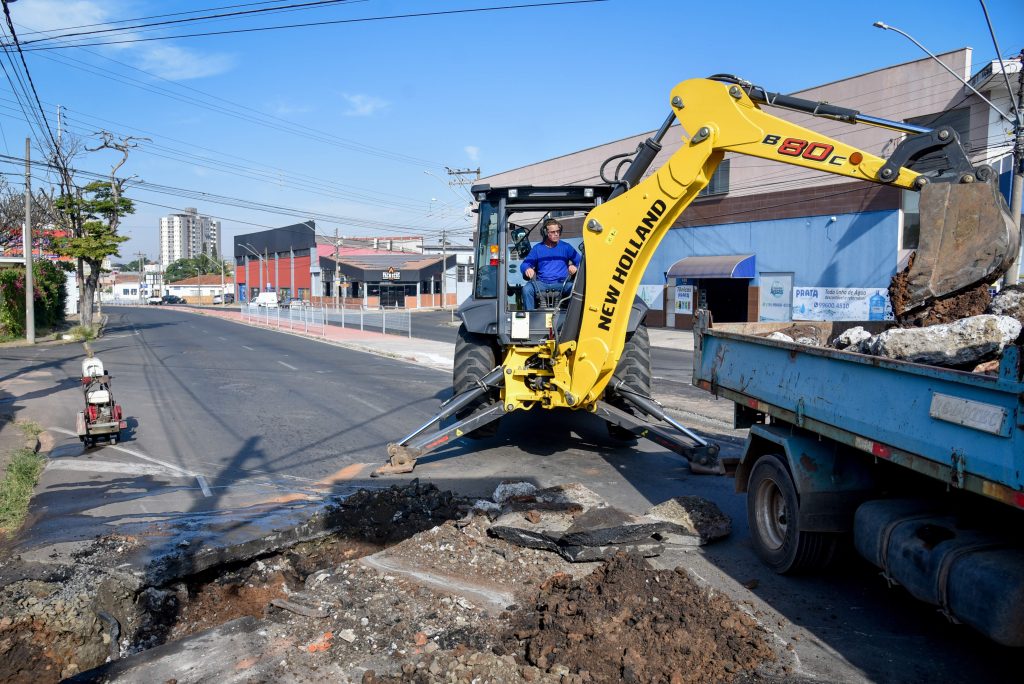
[241,243,267,297]
[873,20,1023,284]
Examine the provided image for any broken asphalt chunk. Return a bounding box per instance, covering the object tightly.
[645,496,732,546]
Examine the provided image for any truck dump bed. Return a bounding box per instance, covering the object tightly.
[692,313,1024,510]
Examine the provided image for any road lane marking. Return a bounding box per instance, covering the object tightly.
[277,360,298,370]
[48,427,212,497]
[218,337,227,341]
[242,345,254,351]
[45,460,184,478]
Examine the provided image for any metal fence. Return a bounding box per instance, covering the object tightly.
[329,305,411,337]
[104,298,148,307]
[241,303,328,336]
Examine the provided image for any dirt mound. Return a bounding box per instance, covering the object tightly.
[510,553,777,683]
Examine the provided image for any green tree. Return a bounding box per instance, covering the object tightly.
[164,256,222,282]
[122,257,150,273]
[51,131,144,327]
[53,181,131,324]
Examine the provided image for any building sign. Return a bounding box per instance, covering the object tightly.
[674,285,694,313]
[637,284,663,311]
[793,287,893,321]
[758,273,793,322]
[382,267,401,280]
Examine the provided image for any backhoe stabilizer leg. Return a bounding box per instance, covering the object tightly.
[374,402,508,477]
[392,366,505,448]
[595,400,723,475]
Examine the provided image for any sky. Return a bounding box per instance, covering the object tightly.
[0,0,1021,261]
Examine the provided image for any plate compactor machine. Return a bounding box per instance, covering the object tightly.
[76,357,127,448]
[376,75,1019,477]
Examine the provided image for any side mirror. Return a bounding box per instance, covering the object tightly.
[510,226,531,259]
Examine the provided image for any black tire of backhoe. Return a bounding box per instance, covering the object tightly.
[453,324,501,439]
[606,323,652,440]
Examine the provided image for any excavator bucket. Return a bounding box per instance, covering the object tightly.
[893,179,1019,316]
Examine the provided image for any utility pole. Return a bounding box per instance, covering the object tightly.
[136,251,147,303]
[333,226,339,311]
[441,228,448,310]
[23,138,33,344]
[1004,49,1024,285]
[445,166,480,187]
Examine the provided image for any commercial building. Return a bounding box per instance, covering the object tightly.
[159,208,221,268]
[233,222,457,307]
[477,49,1020,328]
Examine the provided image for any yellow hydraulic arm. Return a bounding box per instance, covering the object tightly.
[544,77,1016,411]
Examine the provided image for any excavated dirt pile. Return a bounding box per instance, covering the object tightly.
[3,483,787,683]
[508,553,776,683]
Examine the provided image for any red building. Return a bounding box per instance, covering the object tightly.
[234,222,453,307]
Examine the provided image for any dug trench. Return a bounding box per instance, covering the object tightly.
[0,481,791,683]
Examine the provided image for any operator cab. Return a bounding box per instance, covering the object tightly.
[465,184,613,346]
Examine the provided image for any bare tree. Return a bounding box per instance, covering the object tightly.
[52,131,146,327]
[0,177,59,252]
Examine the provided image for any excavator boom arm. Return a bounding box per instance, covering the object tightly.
[561,77,1017,407]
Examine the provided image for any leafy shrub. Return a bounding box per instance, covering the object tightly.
[0,261,68,336]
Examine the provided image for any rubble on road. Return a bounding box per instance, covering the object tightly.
[4,481,785,683]
[484,483,731,561]
[508,553,779,684]
[646,496,732,546]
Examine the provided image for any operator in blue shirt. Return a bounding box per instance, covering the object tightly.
[520,219,581,311]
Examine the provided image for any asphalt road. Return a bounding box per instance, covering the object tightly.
[1,306,1014,682]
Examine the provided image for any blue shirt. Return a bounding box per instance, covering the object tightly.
[520,241,581,283]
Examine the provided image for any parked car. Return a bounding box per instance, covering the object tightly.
[253,292,279,308]
[213,293,235,305]
[281,297,305,309]
[162,295,186,305]
[147,295,162,305]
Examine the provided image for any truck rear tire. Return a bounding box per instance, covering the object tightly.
[605,323,652,441]
[453,324,501,439]
[748,454,838,574]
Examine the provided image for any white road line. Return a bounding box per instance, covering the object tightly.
[277,360,298,370]
[242,345,254,351]
[218,337,227,341]
[45,460,184,478]
[48,427,212,497]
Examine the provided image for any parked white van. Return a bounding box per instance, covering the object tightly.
[253,292,279,308]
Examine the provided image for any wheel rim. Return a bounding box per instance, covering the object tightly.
[754,476,789,551]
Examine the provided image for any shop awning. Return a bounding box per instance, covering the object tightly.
[666,254,755,279]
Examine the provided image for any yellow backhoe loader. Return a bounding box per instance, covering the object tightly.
[375,75,1018,477]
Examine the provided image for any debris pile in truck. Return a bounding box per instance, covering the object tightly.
[841,314,1021,367]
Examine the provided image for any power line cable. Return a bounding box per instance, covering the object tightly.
[17,1,296,36]
[14,1,607,51]
[0,0,56,155]
[18,0,365,45]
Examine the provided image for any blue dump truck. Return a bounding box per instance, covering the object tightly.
[692,311,1024,646]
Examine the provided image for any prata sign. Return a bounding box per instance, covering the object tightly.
[792,287,892,321]
[382,267,401,280]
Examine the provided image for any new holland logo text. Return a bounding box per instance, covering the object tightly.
[598,198,666,331]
